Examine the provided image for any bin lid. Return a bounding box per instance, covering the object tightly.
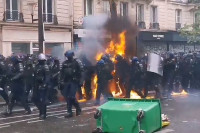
[98,98,161,112]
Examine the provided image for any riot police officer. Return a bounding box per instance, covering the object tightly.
[163,53,176,97]
[60,51,81,118]
[48,57,61,103]
[32,53,49,120]
[95,56,113,105]
[7,55,31,115]
[0,55,9,105]
[127,57,144,98]
[24,54,34,102]
[115,55,130,96]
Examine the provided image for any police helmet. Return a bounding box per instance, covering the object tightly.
[132,56,139,63]
[116,54,123,61]
[10,55,22,63]
[97,59,105,66]
[38,53,46,61]
[64,50,74,58]
[0,54,5,61]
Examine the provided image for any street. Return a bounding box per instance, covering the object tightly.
[0,89,200,133]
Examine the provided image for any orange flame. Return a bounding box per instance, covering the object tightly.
[130,90,142,99]
[171,90,188,96]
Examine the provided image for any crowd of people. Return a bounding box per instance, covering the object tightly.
[0,51,199,120]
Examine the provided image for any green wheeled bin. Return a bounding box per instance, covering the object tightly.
[93,98,162,133]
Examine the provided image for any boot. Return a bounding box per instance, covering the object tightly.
[64,112,73,118]
[24,109,32,115]
[76,109,81,116]
[39,114,46,120]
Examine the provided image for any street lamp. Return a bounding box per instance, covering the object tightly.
[27,2,38,23]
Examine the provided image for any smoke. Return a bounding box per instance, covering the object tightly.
[104,17,138,58]
[75,15,138,65]
[75,14,109,66]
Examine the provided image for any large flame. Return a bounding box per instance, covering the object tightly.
[171,90,188,96]
[80,30,141,102]
[130,90,142,99]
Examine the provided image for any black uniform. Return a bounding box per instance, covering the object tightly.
[33,60,49,119]
[60,58,81,118]
[8,58,31,115]
[48,59,61,103]
[24,58,34,101]
[0,60,9,104]
[95,59,113,105]
[128,62,144,98]
[115,56,130,96]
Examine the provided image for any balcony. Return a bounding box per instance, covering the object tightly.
[176,23,182,30]
[150,23,160,30]
[3,10,24,22]
[43,13,58,24]
[138,21,146,29]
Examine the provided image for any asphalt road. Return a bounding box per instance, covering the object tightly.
[0,89,200,133]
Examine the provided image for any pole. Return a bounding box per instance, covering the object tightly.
[38,0,44,53]
[71,0,74,49]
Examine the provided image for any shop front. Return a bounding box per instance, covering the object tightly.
[1,25,71,57]
[137,31,199,56]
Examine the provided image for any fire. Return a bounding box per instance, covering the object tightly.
[111,80,123,97]
[171,90,188,96]
[130,90,142,99]
[105,31,126,62]
[92,75,98,99]
[80,31,141,101]
[96,52,103,61]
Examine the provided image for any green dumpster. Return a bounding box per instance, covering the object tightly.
[94,98,162,133]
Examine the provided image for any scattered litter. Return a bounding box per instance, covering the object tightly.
[75,124,89,127]
[162,114,170,127]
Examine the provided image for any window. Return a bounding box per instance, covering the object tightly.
[137,4,144,22]
[32,43,39,55]
[176,9,182,23]
[195,12,200,24]
[84,0,94,16]
[45,43,64,58]
[6,0,20,21]
[12,43,30,54]
[43,0,54,23]
[151,6,158,23]
[103,0,110,15]
[120,2,128,17]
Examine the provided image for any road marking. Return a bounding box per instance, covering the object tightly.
[0,106,96,126]
[0,108,66,120]
[0,125,10,129]
[56,116,64,119]
[27,120,43,124]
[155,129,175,133]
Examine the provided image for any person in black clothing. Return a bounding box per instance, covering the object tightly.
[6,55,31,115]
[60,51,82,118]
[0,55,9,105]
[32,53,49,120]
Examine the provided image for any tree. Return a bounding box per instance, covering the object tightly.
[180,9,200,43]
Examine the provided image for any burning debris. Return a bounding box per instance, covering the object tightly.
[171,90,188,96]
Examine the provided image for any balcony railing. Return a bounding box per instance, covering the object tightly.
[43,13,57,24]
[138,21,146,29]
[176,23,181,30]
[150,23,160,30]
[4,10,24,22]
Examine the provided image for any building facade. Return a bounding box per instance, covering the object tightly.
[73,0,200,55]
[0,0,72,57]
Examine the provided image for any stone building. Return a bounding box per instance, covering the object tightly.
[0,0,72,57]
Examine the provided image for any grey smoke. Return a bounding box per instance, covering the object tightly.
[75,14,109,66]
